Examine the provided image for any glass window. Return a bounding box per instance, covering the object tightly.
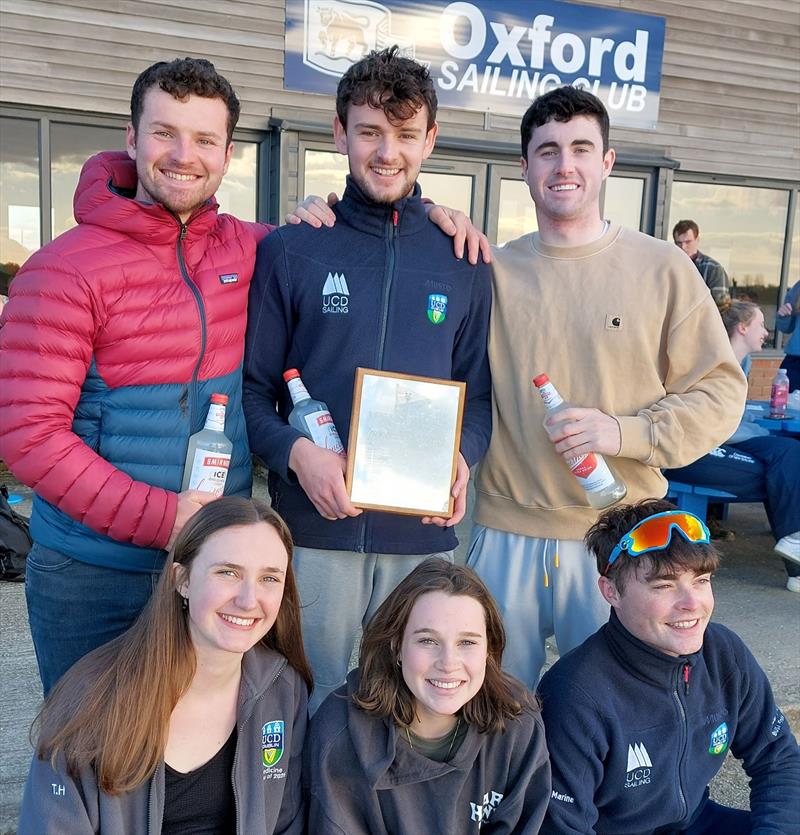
[497,178,537,245]
[304,149,348,201]
[417,172,473,216]
[0,117,40,281]
[669,182,791,336]
[604,176,644,231]
[216,141,257,221]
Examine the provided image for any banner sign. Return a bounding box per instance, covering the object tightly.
[285,0,666,129]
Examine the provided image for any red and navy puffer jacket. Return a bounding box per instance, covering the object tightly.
[0,151,272,571]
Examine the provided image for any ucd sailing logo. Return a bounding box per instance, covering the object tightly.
[262,720,284,766]
[323,272,349,313]
[709,722,729,755]
[624,742,652,789]
[427,293,448,324]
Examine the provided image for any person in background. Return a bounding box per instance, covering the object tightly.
[466,87,747,690]
[305,558,550,834]
[539,499,800,835]
[776,279,800,390]
[18,497,312,835]
[665,300,800,591]
[243,47,492,713]
[672,219,731,304]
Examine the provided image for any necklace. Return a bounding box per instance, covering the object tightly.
[404,717,462,761]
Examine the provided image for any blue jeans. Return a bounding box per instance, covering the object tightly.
[25,543,160,694]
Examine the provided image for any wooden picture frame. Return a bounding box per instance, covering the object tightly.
[345,368,466,517]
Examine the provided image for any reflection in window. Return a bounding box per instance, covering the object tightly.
[497,178,537,245]
[0,117,40,281]
[304,150,348,201]
[216,142,257,221]
[51,123,125,238]
[604,176,644,231]
[417,172,473,217]
[669,182,790,334]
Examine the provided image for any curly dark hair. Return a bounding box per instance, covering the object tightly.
[521,85,610,158]
[336,46,437,130]
[354,558,533,734]
[585,499,720,593]
[130,57,240,143]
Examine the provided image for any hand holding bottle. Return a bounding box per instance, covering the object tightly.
[545,407,622,459]
[166,490,219,551]
[288,438,362,521]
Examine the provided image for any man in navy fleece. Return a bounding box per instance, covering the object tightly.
[539,498,800,834]
[243,46,492,713]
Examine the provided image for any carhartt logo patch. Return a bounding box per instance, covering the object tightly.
[262,720,284,766]
[708,722,729,755]
[219,273,239,284]
[605,313,623,329]
[322,272,349,313]
[427,293,447,324]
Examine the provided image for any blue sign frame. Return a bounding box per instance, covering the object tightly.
[285,0,666,129]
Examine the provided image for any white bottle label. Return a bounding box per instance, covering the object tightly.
[538,381,564,410]
[567,453,616,493]
[303,409,345,454]
[187,450,231,495]
[287,377,310,405]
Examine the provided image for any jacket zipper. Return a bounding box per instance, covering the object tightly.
[231,658,287,835]
[672,664,689,821]
[175,219,207,430]
[357,208,400,554]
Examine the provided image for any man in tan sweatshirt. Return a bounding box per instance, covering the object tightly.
[466,87,747,687]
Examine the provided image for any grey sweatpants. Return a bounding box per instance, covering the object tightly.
[466,524,609,688]
[293,547,454,714]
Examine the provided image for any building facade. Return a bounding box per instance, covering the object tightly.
[1,0,798,342]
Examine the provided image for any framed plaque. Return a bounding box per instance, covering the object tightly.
[345,368,466,517]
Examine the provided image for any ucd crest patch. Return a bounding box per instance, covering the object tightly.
[709,722,729,755]
[262,720,284,766]
[427,293,448,324]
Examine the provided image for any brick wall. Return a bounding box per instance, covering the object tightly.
[747,355,783,400]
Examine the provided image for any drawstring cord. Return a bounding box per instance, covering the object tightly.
[543,539,560,587]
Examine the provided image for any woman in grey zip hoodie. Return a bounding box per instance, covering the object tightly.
[304,559,551,834]
[19,497,312,835]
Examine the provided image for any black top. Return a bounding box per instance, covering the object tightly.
[162,726,237,835]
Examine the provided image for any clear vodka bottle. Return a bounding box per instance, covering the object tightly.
[283,369,345,455]
[181,393,233,495]
[533,374,627,509]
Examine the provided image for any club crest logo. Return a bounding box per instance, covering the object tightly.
[262,720,285,766]
[427,293,448,324]
[709,722,729,755]
[303,0,414,77]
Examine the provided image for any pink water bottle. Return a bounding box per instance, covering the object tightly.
[769,368,790,418]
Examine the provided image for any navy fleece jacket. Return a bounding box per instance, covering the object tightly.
[538,610,800,834]
[243,177,492,554]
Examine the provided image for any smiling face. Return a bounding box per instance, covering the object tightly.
[333,103,437,205]
[601,567,714,657]
[126,87,233,222]
[177,522,288,660]
[521,114,615,239]
[740,308,768,354]
[398,591,488,738]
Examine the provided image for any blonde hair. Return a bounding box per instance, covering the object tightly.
[718,299,759,340]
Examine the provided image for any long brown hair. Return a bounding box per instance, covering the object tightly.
[33,497,311,794]
[354,558,532,734]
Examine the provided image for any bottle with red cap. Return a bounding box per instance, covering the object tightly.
[283,369,345,455]
[533,374,627,509]
[181,393,233,495]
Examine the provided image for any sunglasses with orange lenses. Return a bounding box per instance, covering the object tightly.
[605,510,711,574]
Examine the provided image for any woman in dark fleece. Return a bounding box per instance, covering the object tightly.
[304,558,551,834]
[19,497,311,835]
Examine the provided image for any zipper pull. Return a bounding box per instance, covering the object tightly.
[683,663,690,696]
[392,209,399,227]
[180,223,188,241]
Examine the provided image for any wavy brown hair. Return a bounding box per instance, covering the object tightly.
[33,497,311,794]
[354,558,533,734]
[718,299,759,340]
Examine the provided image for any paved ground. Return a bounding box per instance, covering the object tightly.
[1,477,798,833]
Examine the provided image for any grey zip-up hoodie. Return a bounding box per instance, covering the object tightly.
[19,645,308,835]
[304,671,550,834]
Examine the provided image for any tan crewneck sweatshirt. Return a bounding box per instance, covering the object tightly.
[474,224,747,539]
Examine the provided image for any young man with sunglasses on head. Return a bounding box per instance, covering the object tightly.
[538,498,800,835]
